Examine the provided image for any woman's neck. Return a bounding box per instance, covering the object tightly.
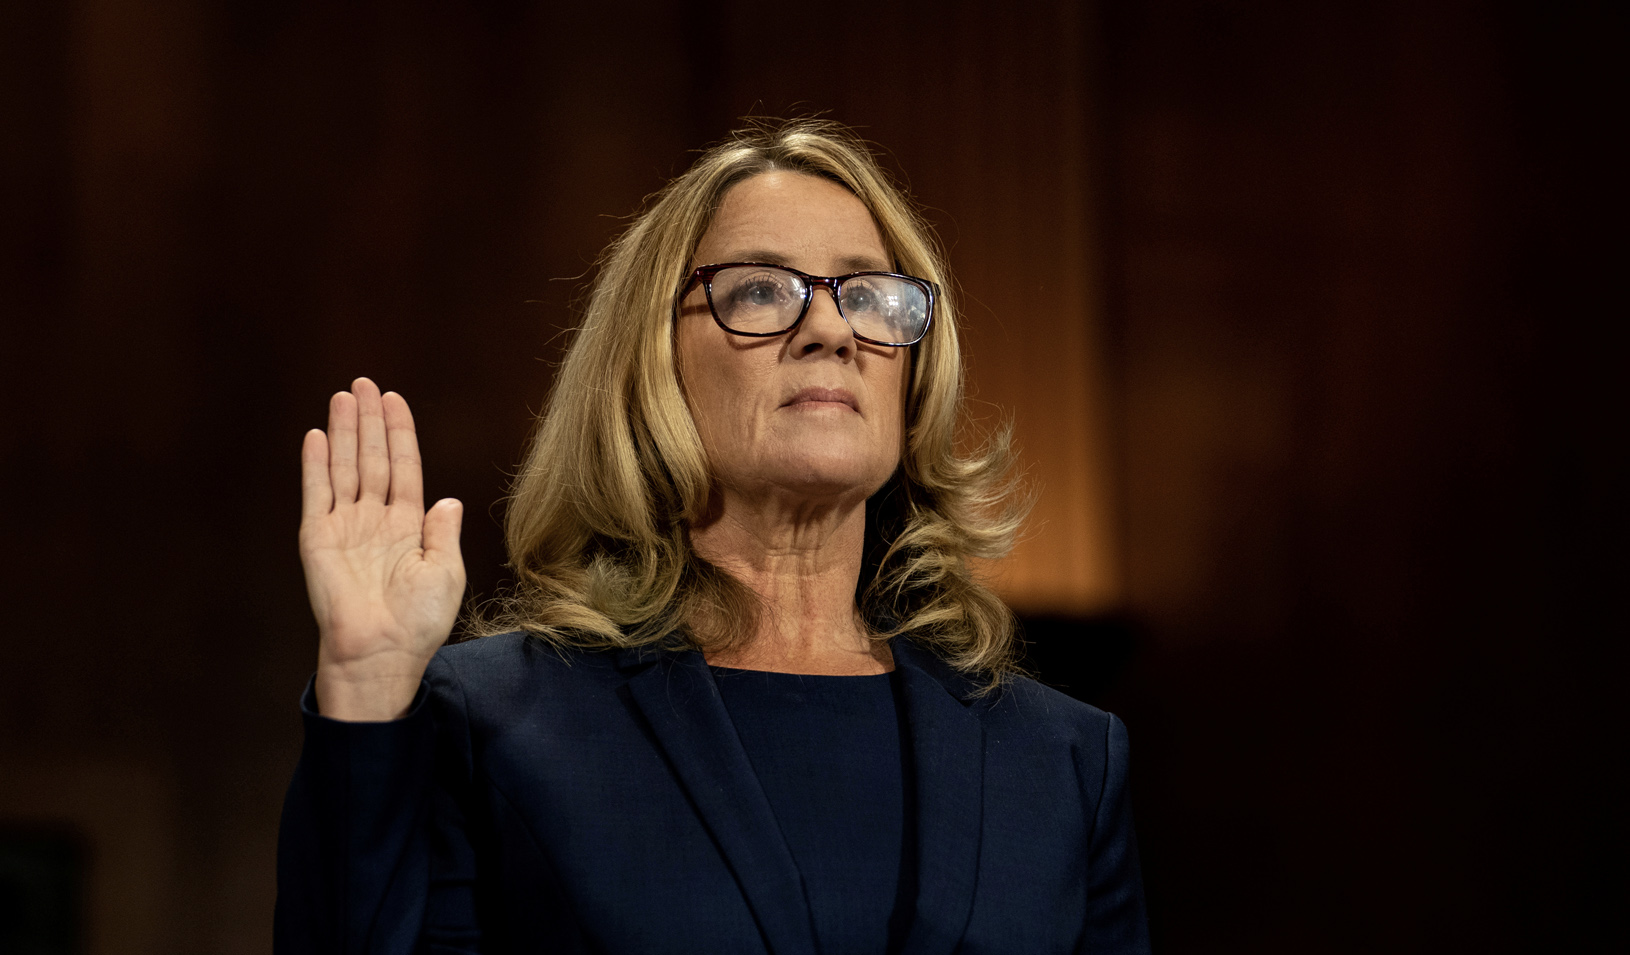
[690,492,891,675]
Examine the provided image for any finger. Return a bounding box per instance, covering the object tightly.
[300,428,333,521]
[382,391,424,512]
[423,498,465,575]
[353,377,390,503]
[328,390,360,504]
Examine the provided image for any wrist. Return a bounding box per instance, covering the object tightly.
[314,651,430,721]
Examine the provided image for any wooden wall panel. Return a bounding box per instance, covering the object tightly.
[1097,2,1617,951]
[693,0,1123,613]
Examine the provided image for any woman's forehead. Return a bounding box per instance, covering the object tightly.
[696,171,889,272]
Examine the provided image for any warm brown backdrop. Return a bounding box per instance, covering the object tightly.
[1,1,1618,952]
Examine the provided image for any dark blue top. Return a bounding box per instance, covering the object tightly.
[712,667,915,954]
[274,635,1151,954]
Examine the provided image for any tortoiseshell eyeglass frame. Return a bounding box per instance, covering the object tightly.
[672,262,937,347]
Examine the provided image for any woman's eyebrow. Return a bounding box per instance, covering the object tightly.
[835,254,892,273]
[722,250,793,266]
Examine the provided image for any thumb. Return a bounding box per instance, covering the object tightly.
[423,498,465,570]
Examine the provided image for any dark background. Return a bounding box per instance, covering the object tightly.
[1,1,1620,952]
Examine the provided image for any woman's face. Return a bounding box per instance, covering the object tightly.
[676,171,910,512]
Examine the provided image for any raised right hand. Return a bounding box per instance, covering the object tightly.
[299,378,466,721]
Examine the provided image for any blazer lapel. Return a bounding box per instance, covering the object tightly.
[892,639,986,955]
[618,648,818,955]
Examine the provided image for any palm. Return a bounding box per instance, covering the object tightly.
[302,496,459,660]
[299,379,465,718]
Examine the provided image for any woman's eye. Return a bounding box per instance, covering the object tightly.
[722,273,793,310]
[742,282,782,306]
[842,283,881,312]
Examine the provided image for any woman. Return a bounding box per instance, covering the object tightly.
[276,119,1148,954]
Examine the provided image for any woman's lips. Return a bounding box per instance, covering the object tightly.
[784,387,859,412]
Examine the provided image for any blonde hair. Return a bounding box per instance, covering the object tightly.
[480,118,1027,681]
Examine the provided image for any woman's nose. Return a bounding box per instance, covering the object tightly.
[788,286,855,359]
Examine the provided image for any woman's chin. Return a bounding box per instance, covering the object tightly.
[706,430,902,510]
[763,457,895,504]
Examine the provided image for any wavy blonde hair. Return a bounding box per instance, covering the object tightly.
[480,118,1027,681]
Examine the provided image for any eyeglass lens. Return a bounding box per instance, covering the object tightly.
[707,266,929,345]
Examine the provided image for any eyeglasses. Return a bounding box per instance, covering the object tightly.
[675,262,936,347]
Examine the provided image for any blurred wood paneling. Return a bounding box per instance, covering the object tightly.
[688,0,1122,613]
[1096,2,1619,951]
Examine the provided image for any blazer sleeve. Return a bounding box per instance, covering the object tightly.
[1078,712,1151,954]
[273,660,486,955]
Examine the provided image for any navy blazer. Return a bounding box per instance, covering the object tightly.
[275,633,1148,954]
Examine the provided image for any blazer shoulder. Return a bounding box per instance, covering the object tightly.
[433,630,616,672]
[892,636,1123,744]
[983,672,1125,746]
[425,631,625,719]
[986,676,1134,820]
